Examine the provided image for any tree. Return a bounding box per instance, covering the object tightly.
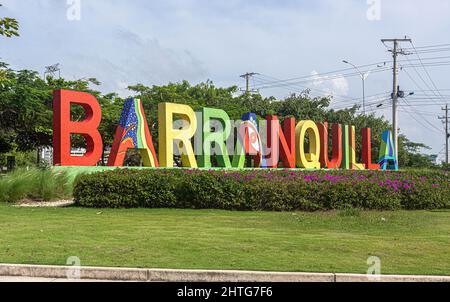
[0,4,19,37]
[0,64,124,166]
[398,137,437,168]
[0,65,53,153]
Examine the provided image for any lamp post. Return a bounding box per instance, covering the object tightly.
[343,60,368,115]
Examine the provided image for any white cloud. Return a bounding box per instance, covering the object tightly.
[331,76,350,96]
[310,70,349,98]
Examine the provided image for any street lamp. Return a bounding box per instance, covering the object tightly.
[342,60,370,115]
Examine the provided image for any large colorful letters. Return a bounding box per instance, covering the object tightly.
[52,90,398,170]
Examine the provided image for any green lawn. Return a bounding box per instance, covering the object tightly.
[0,203,449,276]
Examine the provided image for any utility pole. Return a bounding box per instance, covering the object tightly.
[439,105,449,164]
[44,63,61,80]
[240,72,259,94]
[381,38,412,163]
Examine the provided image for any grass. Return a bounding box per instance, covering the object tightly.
[0,203,449,276]
[0,168,72,203]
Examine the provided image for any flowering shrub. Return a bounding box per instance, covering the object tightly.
[74,169,450,211]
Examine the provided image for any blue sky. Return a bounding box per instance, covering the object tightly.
[1,0,449,160]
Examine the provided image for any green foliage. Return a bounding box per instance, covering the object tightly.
[74,169,450,211]
[398,139,438,169]
[0,168,72,203]
[0,64,54,153]
[0,4,19,37]
[442,163,450,171]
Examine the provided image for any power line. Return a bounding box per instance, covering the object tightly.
[253,68,391,91]
[413,88,450,93]
[252,55,450,108]
[252,75,343,102]
[401,97,450,101]
[363,94,445,135]
[398,109,438,117]
[407,48,450,55]
[254,75,326,98]
[402,61,450,68]
[403,43,450,50]
[409,41,448,105]
[254,74,356,101]
[398,104,448,107]
[254,73,392,111]
[399,55,450,62]
[253,56,450,92]
[334,92,391,106]
[400,67,444,107]
[252,62,391,89]
[402,98,444,134]
[254,74,395,116]
[333,96,391,111]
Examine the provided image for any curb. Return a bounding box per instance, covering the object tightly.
[334,273,450,283]
[0,264,449,282]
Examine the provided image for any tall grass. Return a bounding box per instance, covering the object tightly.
[0,168,72,203]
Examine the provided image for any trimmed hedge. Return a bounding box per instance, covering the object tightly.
[73,169,450,211]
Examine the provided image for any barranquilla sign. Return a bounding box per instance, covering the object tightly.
[52,89,398,171]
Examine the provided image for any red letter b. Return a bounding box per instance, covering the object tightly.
[53,90,103,166]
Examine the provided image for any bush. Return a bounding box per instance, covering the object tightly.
[73,169,450,211]
[0,168,72,203]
